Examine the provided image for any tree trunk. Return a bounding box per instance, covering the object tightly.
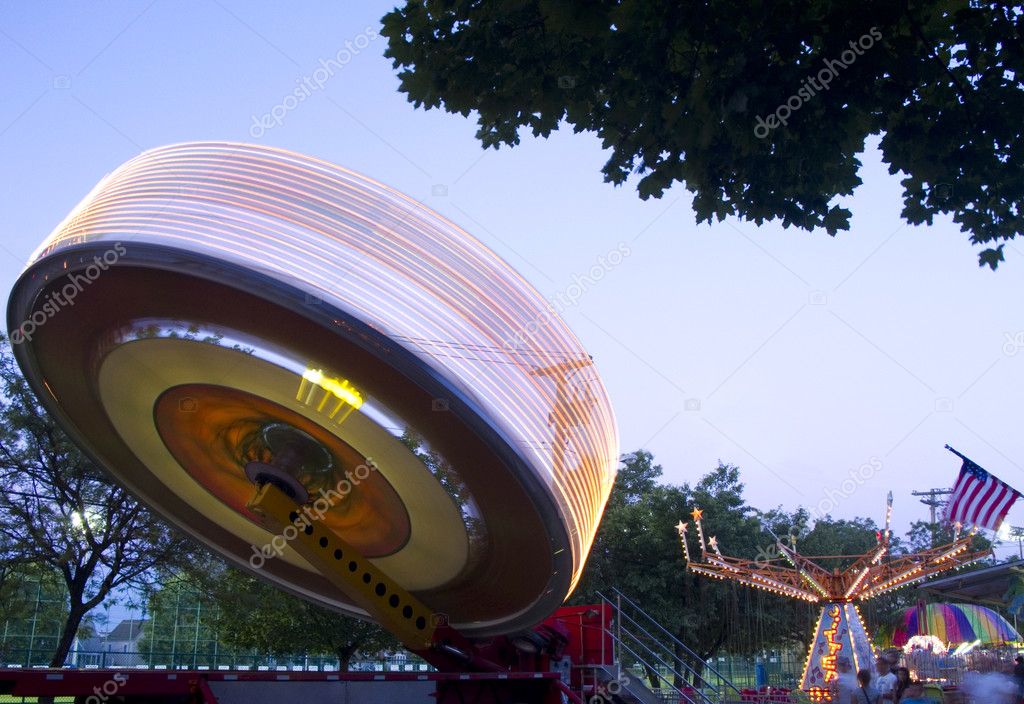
[694,630,728,689]
[644,662,660,690]
[691,655,705,686]
[673,640,685,690]
[50,603,87,668]
[335,642,360,672]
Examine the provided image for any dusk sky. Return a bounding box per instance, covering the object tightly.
[2,1,1023,563]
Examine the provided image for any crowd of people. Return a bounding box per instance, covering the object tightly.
[958,655,1024,704]
[831,653,1024,704]
[833,656,925,704]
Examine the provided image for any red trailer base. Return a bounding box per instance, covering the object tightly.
[0,668,571,704]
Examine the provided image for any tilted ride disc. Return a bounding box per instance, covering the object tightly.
[7,142,619,636]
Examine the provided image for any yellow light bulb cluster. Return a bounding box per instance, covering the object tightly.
[851,603,871,672]
[800,568,830,597]
[844,566,871,600]
[677,521,692,562]
[689,565,819,602]
[692,507,708,553]
[860,566,925,599]
[777,542,829,597]
[708,556,740,573]
[297,368,364,423]
[819,604,843,682]
[931,543,969,563]
[857,540,977,600]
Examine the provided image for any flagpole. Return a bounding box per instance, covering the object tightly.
[944,444,969,462]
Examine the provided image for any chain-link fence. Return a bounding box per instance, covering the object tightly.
[0,648,432,672]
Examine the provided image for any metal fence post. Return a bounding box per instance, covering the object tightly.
[600,596,606,667]
[616,593,622,668]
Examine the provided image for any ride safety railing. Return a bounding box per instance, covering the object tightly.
[590,588,745,704]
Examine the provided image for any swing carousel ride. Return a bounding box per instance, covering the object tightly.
[679,497,990,701]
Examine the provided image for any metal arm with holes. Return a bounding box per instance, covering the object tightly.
[246,482,440,651]
[247,480,566,678]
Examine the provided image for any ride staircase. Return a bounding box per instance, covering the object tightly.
[578,588,742,704]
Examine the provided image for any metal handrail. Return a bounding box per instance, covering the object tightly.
[604,626,715,704]
[601,587,742,695]
[604,634,701,704]
[611,605,720,694]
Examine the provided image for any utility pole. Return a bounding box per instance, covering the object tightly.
[912,488,952,543]
[1009,527,1024,560]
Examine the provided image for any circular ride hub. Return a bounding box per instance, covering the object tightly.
[7,143,620,671]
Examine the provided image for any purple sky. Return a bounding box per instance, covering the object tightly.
[2,1,1023,571]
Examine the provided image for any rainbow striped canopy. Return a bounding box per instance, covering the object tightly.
[895,603,1021,646]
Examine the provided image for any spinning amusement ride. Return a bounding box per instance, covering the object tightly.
[6,143,620,702]
[679,499,990,700]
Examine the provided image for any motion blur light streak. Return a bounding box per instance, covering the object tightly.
[8,142,619,635]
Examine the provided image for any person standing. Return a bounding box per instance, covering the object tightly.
[893,667,912,703]
[885,650,900,676]
[875,657,898,702]
[834,658,859,704]
[856,668,880,704]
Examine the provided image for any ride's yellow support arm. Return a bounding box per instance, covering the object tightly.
[247,482,438,650]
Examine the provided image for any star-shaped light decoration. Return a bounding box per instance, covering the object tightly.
[677,520,691,561]
[691,507,707,552]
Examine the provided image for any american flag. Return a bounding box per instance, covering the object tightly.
[943,453,1021,531]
